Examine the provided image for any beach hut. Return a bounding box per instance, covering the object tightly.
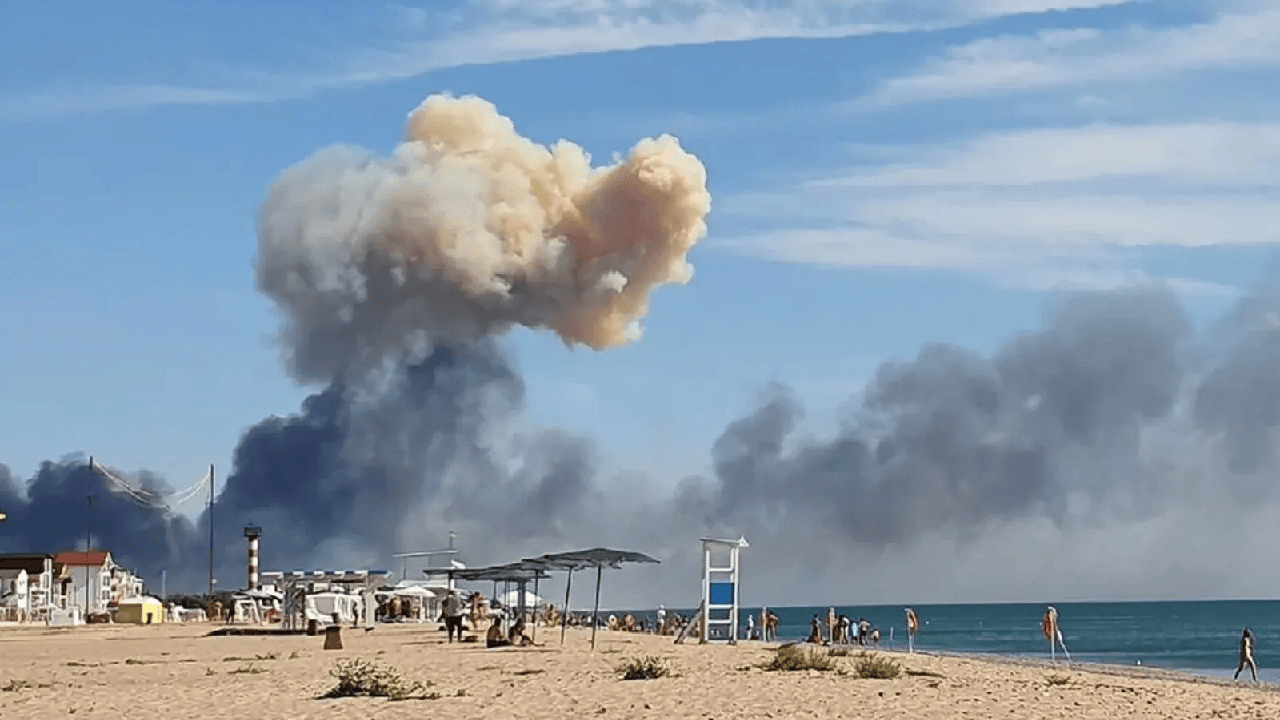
[117,596,165,625]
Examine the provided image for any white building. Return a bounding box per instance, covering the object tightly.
[0,554,56,622]
[54,551,144,617]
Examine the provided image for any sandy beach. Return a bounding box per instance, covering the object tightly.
[1,622,1277,719]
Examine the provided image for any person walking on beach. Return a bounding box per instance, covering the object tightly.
[443,589,464,643]
[1235,627,1259,682]
[905,607,920,653]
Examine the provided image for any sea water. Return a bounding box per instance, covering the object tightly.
[632,600,1280,682]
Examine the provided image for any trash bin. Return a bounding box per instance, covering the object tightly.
[324,625,343,650]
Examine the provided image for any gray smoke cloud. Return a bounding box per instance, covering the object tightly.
[651,279,1280,607]
[4,92,1279,609]
[256,93,711,383]
[230,92,712,583]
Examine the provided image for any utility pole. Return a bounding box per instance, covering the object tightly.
[207,464,215,597]
[85,456,93,619]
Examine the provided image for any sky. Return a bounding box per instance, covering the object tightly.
[3,0,1280,605]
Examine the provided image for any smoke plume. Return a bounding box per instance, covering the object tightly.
[4,93,1280,607]
[257,93,711,382]
[0,93,714,596]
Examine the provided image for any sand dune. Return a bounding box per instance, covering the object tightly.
[1,622,1276,719]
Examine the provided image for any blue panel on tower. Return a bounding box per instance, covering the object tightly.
[709,582,734,605]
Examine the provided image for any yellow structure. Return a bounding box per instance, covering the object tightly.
[116,596,164,624]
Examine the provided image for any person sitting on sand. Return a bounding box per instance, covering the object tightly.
[1235,628,1259,682]
[508,617,534,647]
[486,618,511,649]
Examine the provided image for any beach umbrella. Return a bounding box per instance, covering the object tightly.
[523,548,660,650]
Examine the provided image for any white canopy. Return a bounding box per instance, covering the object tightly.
[498,589,544,607]
[393,585,436,597]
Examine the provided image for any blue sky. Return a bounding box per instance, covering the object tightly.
[1,0,1275,509]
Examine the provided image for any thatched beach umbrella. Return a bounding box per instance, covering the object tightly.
[523,548,660,650]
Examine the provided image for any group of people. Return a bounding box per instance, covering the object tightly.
[439,588,538,648]
[805,608,882,647]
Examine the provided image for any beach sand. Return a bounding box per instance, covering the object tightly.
[1,622,1276,719]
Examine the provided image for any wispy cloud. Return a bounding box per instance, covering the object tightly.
[857,2,1280,109]
[717,121,1280,293]
[0,0,1142,119]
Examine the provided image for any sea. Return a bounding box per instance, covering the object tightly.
[619,600,1280,683]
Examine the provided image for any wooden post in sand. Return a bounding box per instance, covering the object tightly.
[560,569,573,645]
[531,576,540,642]
[590,565,603,650]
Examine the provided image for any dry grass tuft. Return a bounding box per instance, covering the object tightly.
[760,645,836,672]
[616,655,671,680]
[853,652,902,679]
[320,658,429,701]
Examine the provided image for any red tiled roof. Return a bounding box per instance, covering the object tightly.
[54,551,110,567]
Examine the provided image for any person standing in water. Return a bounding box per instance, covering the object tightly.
[905,607,920,653]
[1235,628,1259,682]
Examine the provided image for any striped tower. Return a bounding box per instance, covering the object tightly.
[244,526,262,591]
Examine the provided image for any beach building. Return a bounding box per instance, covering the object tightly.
[0,554,57,622]
[115,596,164,624]
[53,551,145,617]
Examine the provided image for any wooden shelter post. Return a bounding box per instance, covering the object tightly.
[561,569,573,645]
[590,565,603,649]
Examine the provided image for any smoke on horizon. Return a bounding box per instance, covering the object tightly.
[4,94,1280,608]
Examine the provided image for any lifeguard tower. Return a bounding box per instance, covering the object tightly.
[699,536,748,644]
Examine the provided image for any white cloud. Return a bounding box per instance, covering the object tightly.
[859,2,1280,108]
[0,0,1142,119]
[717,121,1280,292]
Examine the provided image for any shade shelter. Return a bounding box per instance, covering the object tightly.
[423,561,552,637]
[260,569,392,630]
[522,548,660,650]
